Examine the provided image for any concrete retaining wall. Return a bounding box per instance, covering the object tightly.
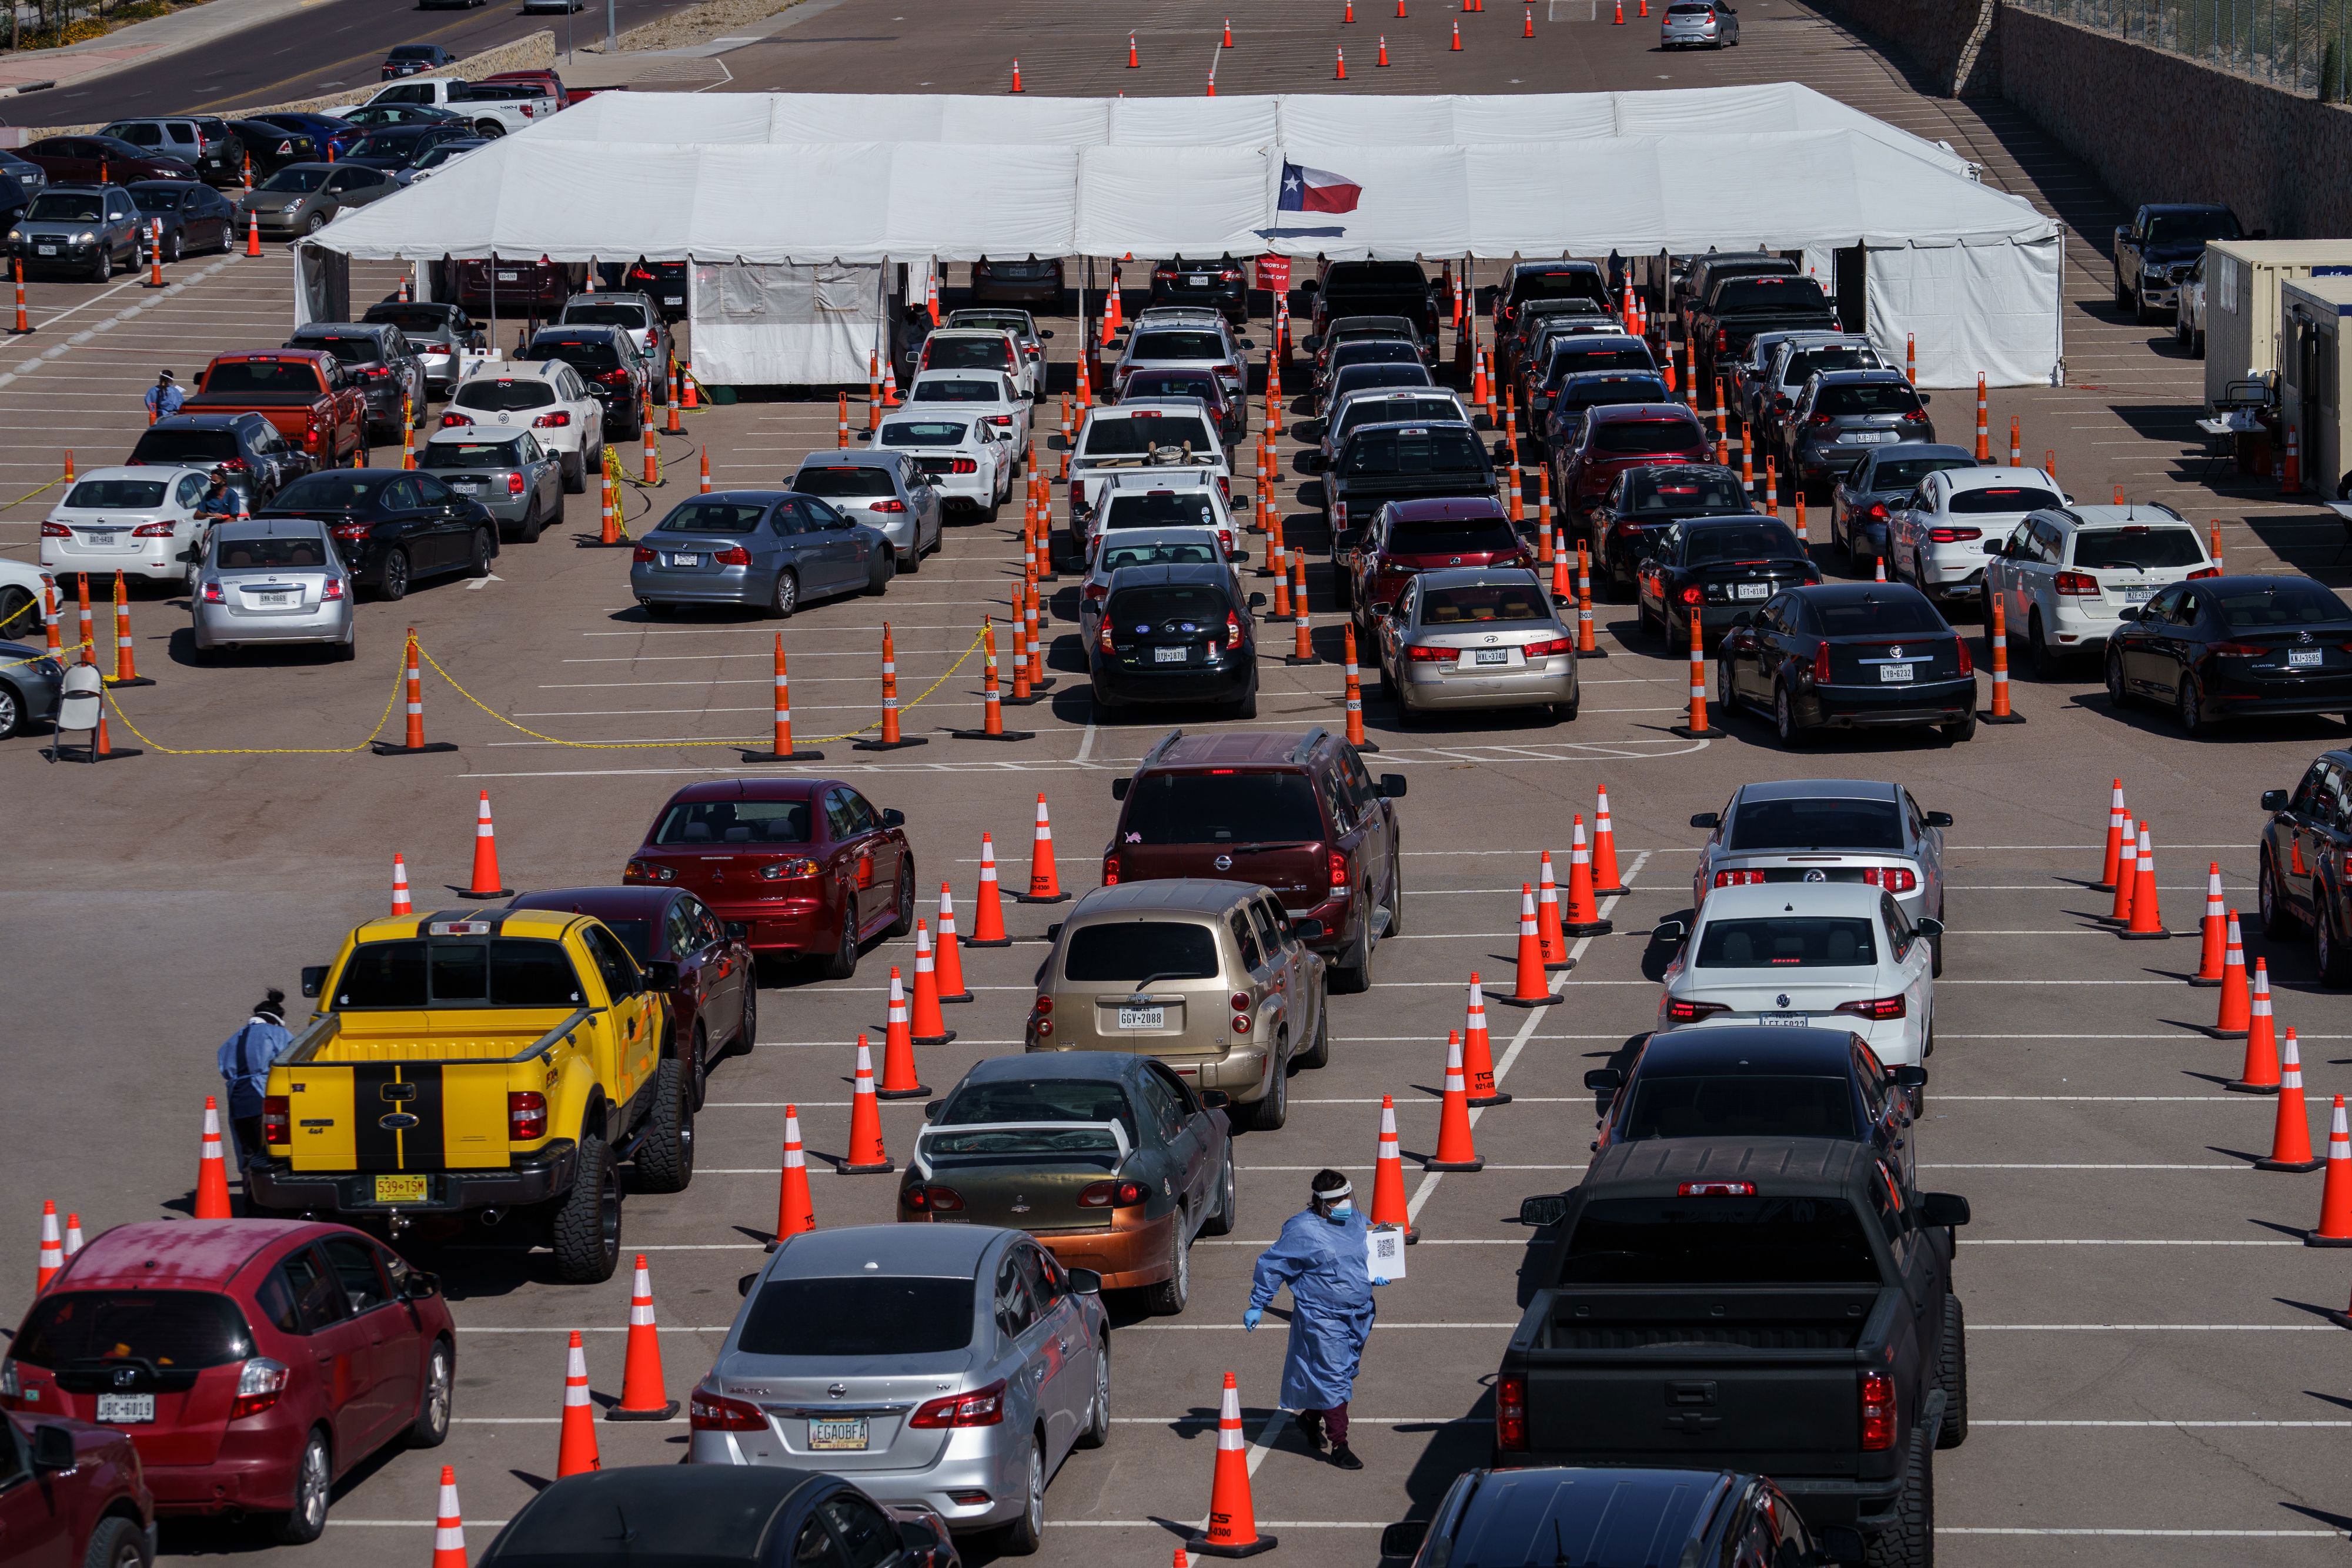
[1802,0,1999,95]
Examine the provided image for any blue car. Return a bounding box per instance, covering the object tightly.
[248,112,361,160]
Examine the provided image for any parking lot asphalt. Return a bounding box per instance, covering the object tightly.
[4,1,2351,1564]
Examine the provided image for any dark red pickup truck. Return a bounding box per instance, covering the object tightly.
[183,350,369,469]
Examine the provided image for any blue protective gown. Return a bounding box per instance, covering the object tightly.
[1248,1207,1375,1410]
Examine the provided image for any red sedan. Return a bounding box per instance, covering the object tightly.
[0,1221,455,1544]
[624,778,915,978]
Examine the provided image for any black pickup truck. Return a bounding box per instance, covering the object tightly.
[1312,417,1497,553]
[1501,1138,1970,1568]
[1692,275,1838,392]
[1302,260,1441,359]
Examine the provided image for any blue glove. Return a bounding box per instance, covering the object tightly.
[1242,1306,1262,1330]
[1371,1278,1391,1287]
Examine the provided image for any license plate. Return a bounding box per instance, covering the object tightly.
[1735,581,1769,600]
[1154,645,1188,663]
[807,1416,867,1451]
[497,271,519,281]
[258,591,292,606]
[1759,1014,1810,1027]
[1118,1005,1166,1029]
[1474,648,1509,665]
[2122,584,2154,602]
[96,1394,154,1424]
[1854,430,1897,443]
[1187,276,1210,286]
[667,553,701,567]
[372,1174,428,1204]
[452,477,483,488]
[2290,648,2323,668]
[1879,664,1915,683]
[36,245,56,256]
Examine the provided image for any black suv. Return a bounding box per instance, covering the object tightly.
[1105,727,1406,992]
[526,325,648,437]
[128,412,312,506]
[286,322,427,442]
[1148,255,1248,323]
[1089,561,1266,721]
[2258,751,2352,982]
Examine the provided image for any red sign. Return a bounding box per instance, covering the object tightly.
[1254,255,1292,293]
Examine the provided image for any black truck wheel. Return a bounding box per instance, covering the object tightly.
[550,1134,622,1283]
[1865,1427,1933,1568]
[1936,1296,1969,1449]
[632,1059,696,1193]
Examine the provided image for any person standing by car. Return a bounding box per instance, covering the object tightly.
[215,988,290,1170]
[1244,1168,1387,1470]
[145,369,185,420]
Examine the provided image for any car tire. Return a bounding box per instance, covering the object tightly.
[2318,900,2352,987]
[733,982,758,1059]
[375,547,410,602]
[821,904,860,980]
[887,863,916,939]
[272,1429,332,1544]
[864,549,893,596]
[82,1515,151,1568]
[1241,1041,1290,1131]
[900,537,921,574]
[1141,1209,1192,1315]
[2174,671,2204,734]
[1331,912,1375,995]
[2104,646,2130,708]
[2027,614,2062,681]
[0,586,37,643]
[475,121,506,139]
[515,498,543,544]
[2114,273,2133,313]
[2259,850,2298,940]
[997,1437,1047,1557]
[687,1022,710,1109]
[767,569,799,619]
[1774,681,1805,747]
[549,1132,622,1283]
[332,632,356,663]
[1201,1149,1238,1236]
[1294,999,1331,1069]
[0,681,22,743]
[1863,1427,1932,1568]
[468,529,493,577]
[303,213,324,236]
[1230,680,1258,721]
[1716,654,1737,716]
[1333,569,1354,610]
[1942,709,1976,744]
[1385,854,1405,935]
[166,230,182,263]
[1936,1296,1969,1449]
[632,1058,695,1193]
[409,1338,453,1447]
[560,449,585,494]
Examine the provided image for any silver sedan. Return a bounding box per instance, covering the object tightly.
[415,427,565,543]
[690,1224,1110,1549]
[191,517,356,660]
[1373,566,1579,723]
[630,491,896,618]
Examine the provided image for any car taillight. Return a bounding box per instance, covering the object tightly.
[331,523,370,542]
[1078,1180,1149,1208]
[1225,611,1243,650]
[1952,634,1973,677]
[909,1380,1006,1429]
[1033,994,1054,1037]
[504,473,526,496]
[262,1095,290,1145]
[950,458,978,474]
[1860,1369,1896,1450]
[1927,526,1980,543]
[1329,851,1348,891]
[40,522,68,538]
[131,521,175,537]
[1901,408,1930,423]
[1714,327,1727,352]
[1153,266,1177,281]
[1083,581,1108,604]
[986,414,1015,428]
[1219,268,1242,281]
[1101,851,1120,885]
[1678,1181,1756,1196]
[1068,481,1084,515]
[690,1389,767,1432]
[2209,641,2265,657]
[1233,1011,1251,1034]
[1098,617,1117,656]
[1713,870,1767,887]
[1864,502,1889,521]
[508,1090,548,1141]
[869,499,908,513]
[1860,866,1919,894]
[902,1184,965,1212]
[757,857,820,880]
[1407,644,1452,661]
[202,580,225,602]
[624,857,677,881]
[1809,413,1836,428]
[2187,566,2221,580]
[1679,584,1703,606]
[595,367,630,385]
[711,545,752,566]
[322,577,345,601]
[1217,527,1234,552]
[2054,570,2099,596]
[1217,476,1230,501]
[632,545,657,564]
[1665,998,1729,1022]
[1496,1370,1528,1451]
[360,366,390,379]
[230,1358,289,1421]
[1836,995,1908,1021]
[440,412,472,427]
[1812,644,1833,683]
[533,410,571,429]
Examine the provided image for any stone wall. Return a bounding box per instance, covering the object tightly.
[1802,0,2000,95]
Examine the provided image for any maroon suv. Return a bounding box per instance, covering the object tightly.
[0,1410,155,1568]
[1553,401,1712,524]
[1103,728,1406,992]
[1342,496,1532,630]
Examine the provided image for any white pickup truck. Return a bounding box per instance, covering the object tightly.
[1058,400,1231,570]
[356,78,557,138]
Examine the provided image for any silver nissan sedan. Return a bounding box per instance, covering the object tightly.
[1372,565,1580,723]
[190,517,356,660]
[689,1224,1110,1548]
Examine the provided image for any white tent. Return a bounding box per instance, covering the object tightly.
[300,85,2063,387]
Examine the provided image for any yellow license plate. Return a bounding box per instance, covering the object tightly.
[373,1175,429,1204]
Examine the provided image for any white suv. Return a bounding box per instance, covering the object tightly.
[442,359,604,493]
[1981,502,2216,677]
[1885,464,2066,609]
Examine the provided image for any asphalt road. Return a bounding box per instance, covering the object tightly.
[3,3,2350,1566]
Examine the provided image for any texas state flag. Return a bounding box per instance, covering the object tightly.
[1278,162,1362,215]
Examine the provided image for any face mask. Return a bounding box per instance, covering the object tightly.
[1325,1201,1354,1219]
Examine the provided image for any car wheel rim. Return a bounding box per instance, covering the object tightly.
[299,1440,328,1527]
[1094,1347,1111,1428]
[426,1349,450,1433]
[387,554,407,596]
[777,576,796,614]
[2261,862,2276,923]
[743,986,757,1045]
[1777,689,1792,737]
[0,690,16,734]
[2107,657,2124,703]
[1027,1446,1045,1534]
[600,1161,620,1261]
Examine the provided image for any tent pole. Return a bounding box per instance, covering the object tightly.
[2052,226,2066,387]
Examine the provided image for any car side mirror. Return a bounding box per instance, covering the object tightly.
[1982,538,2003,554]
[2116,606,2139,621]
[1518,1194,1569,1228]
[402,1269,442,1300]
[1238,338,1255,350]
[2252,228,2270,240]
[1292,918,1325,941]
[1380,1522,1429,1559]
[1924,810,1953,828]
[1302,335,1324,353]
[1302,452,1326,472]
[1582,1068,1623,1092]
[726,921,750,941]
[1198,1089,1231,1110]
[1492,439,1514,462]
[1892,1065,1928,1089]
[1689,811,1720,828]
[1816,1526,1867,1564]
[881,807,906,828]
[643,960,680,991]
[30,1425,76,1473]
[1731,610,1754,628]
[1038,329,1054,340]
[1652,918,1687,944]
[1064,1266,1104,1296]
[301,964,329,998]
[923,1099,944,1121]
[739,1272,760,1296]
[1045,922,1063,940]
[1111,777,1131,800]
[1919,1192,1972,1228]
[1379,774,1408,798]
[1913,917,1944,937]
[1242,589,1268,610]
[2263,789,2291,811]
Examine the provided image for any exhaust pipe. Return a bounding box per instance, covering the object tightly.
[477,1206,506,1228]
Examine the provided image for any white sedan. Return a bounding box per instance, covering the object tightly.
[1883,465,2064,610]
[899,371,1027,470]
[42,466,216,586]
[1652,882,1938,1076]
[0,557,55,644]
[873,410,1015,517]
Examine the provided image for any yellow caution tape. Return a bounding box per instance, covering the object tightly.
[0,638,87,671]
[1,476,65,514]
[98,640,407,755]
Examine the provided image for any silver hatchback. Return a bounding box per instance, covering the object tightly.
[416,428,565,542]
[1662,0,1738,45]
[191,517,356,660]
[691,1224,1110,1545]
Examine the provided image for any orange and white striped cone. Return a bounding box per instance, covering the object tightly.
[1671,609,1723,737]
[35,1200,63,1293]
[1592,785,1628,894]
[1019,793,1070,902]
[1562,815,1611,935]
[771,1104,816,1246]
[195,1096,233,1219]
[431,1467,467,1568]
[458,790,514,900]
[1342,623,1375,751]
[1462,978,1508,1106]
[556,1331,601,1476]
[1535,851,1567,968]
[910,926,956,1045]
[2190,863,2227,985]
[1370,1095,1418,1243]
[607,1255,679,1420]
[2257,1031,2324,1173]
[1499,885,1556,1008]
[1980,595,2021,723]
[2103,822,2137,927]
[699,449,711,494]
[1188,1373,1277,1557]
[2227,959,2281,1094]
[2119,822,2166,938]
[372,624,455,755]
[2306,1096,2352,1246]
[1574,541,1603,658]
[843,1035,896,1172]
[877,972,933,1098]
[1426,1031,1486,1170]
[934,885,972,1002]
[2206,909,2252,1038]
[107,570,151,687]
[969,833,1013,945]
[61,1213,81,1262]
[742,634,824,761]
[390,852,415,916]
[854,623,928,751]
[245,209,260,256]
[950,618,1035,742]
[1284,554,1318,664]
[2095,778,2127,891]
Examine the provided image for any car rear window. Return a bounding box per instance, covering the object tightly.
[1947,485,2060,515]
[1332,365,1434,399]
[454,379,555,412]
[1545,345,1655,380]
[1081,413,1217,458]
[1103,540,1218,572]
[2214,580,2352,628]
[1784,346,1876,384]
[1342,427,1485,477]
[129,188,188,214]
[1695,916,1879,967]
[1713,277,1830,313]
[909,379,1001,404]
[1130,331,1228,361]
[130,430,236,463]
[2070,526,2205,571]
[1812,593,1948,636]
[793,467,897,500]
[1726,797,1904,851]
[530,337,619,372]
[1592,418,1703,456]
[1064,921,1220,982]
[419,440,527,472]
[1622,1076,1858,1140]
[652,502,767,534]
[879,420,968,446]
[1108,584,1232,627]
[1120,771,1324,844]
[366,306,453,335]
[14,1290,255,1370]
[1869,456,1974,489]
[1629,471,1747,514]
[1126,373,1221,403]
[332,937,585,1008]
[562,303,647,329]
[1386,514,1517,554]
[1103,492,1221,530]
[740,1278,974,1356]
[1323,261,1429,295]
[1513,269,1605,303]
[1337,397,1463,442]
[1682,521,1805,563]
[1421,584,1548,622]
[652,798,809,845]
[1557,375,1666,410]
[295,336,383,366]
[214,535,330,569]
[1329,340,1419,369]
[65,479,170,509]
[1560,1196,1881,1285]
[270,474,385,511]
[1818,383,1922,416]
[200,359,321,396]
[925,337,1012,369]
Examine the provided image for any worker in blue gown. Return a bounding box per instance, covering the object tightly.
[1244,1168,1389,1470]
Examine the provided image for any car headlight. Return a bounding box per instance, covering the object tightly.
[75,231,94,245]
[281,202,302,214]
[4,230,17,243]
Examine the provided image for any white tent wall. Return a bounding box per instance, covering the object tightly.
[1865,235,2064,390]
[691,260,887,386]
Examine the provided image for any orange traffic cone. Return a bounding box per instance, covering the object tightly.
[1370,1095,1417,1243]
[843,1036,894,1172]
[1592,785,1627,894]
[2226,959,2281,1094]
[854,623,927,751]
[245,210,260,257]
[35,1200,62,1293]
[1377,34,1390,63]
[607,1255,679,1420]
[1427,1031,1485,1170]
[195,1096,233,1219]
[1501,885,1556,1007]
[970,833,1013,944]
[743,634,823,761]
[459,790,514,900]
[2095,779,2126,891]
[2190,864,2227,984]
[772,1105,816,1246]
[2307,1096,2352,1246]
[431,1466,467,1568]
[1010,58,1024,92]
[934,885,971,1002]
[1563,815,1611,936]
[2120,823,2166,938]
[1535,852,1566,967]
[877,972,932,1098]
[1020,793,1070,902]
[1671,610,1723,736]
[391,852,413,916]
[1189,1373,1276,1557]
[556,1331,600,1476]
[1451,18,1462,46]
[911,928,956,1045]
[1334,44,1346,77]
[1524,2,1535,32]
[2257,1031,2324,1172]
[62,1213,81,1262]
[2207,911,2250,1038]
[1127,31,1140,66]
[2103,823,2137,926]
[1455,974,1502,1105]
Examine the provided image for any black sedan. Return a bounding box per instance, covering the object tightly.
[2256,750,2352,982]
[126,179,237,259]
[1636,514,1818,650]
[1828,442,1975,569]
[1588,461,1749,595]
[2107,574,2352,734]
[1090,562,1264,720]
[1583,1024,1922,1172]
[1714,581,1977,745]
[256,467,497,601]
[1148,255,1247,322]
[341,125,475,174]
[476,1467,959,1568]
[226,118,321,178]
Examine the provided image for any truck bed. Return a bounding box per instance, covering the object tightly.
[285,1008,589,1065]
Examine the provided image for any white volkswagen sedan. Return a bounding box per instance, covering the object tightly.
[1883,464,2065,611]
[873,410,1015,519]
[1652,882,1938,1078]
[42,466,216,586]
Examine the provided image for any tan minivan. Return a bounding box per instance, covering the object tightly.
[1024,879,1329,1131]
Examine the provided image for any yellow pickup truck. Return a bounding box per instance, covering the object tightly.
[246,908,693,1283]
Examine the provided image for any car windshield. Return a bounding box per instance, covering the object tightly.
[128,188,186,213]
[1818,383,1922,416]
[365,306,455,335]
[1421,584,1547,622]
[260,167,330,193]
[65,479,169,508]
[909,379,1001,403]
[1103,492,1221,530]
[1813,594,1948,636]
[2072,526,2206,570]
[14,1290,255,1370]
[1104,541,1218,571]
[331,938,586,1008]
[1064,922,1220,982]
[1696,916,1880,967]
[2146,210,2240,244]
[413,145,473,170]
[2215,580,2352,628]
[419,440,525,472]
[1713,277,1830,313]
[28,193,103,222]
[1387,514,1516,554]
[1342,427,1484,476]
[1558,374,1666,409]
[1947,485,2060,515]
[1129,331,1227,361]
[131,430,235,463]
[1785,346,1876,384]
[1682,521,1805,563]
[1629,472,1747,514]
[1545,345,1655,381]
[1593,419,1703,456]
[200,359,320,395]
[652,798,808,844]
[1121,772,1323,844]
[455,379,554,412]
[1623,1076,1859,1140]
[793,467,897,499]
[213,534,330,569]
[295,336,379,365]
[531,337,619,371]
[740,1278,974,1356]
[925,337,1011,369]
[653,501,770,535]
[1560,1196,1881,1285]
[562,303,646,328]
[1726,797,1905,851]
[880,420,968,446]
[1869,456,1973,490]
[1081,414,1217,457]
[1109,584,1231,628]
[941,1080,1140,1142]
